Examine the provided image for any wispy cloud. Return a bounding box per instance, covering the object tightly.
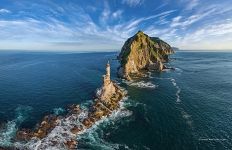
[0,0,232,51]
[122,0,144,7]
[154,3,168,11]
[0,19,73,41]
[145,10,176,20]
[112,10,123,19]
[0,9,11,14]
[173,19,232,50]
[100,1,111,25]
[185,0,199,10]
[99,2,123,25]
[122,10,176,31]
[170,6,219,28]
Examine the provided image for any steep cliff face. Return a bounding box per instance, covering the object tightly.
[118,31,174,80]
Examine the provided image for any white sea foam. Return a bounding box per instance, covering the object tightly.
[125,80,158,89]
[170,78,193,128]
[77,98,132,150]
[16,110,89,150]
[162,68,172,72]
[53,107,65,115]
[77,128,132,150]
[95,88,102,98]
[21,106,91,150]
[130,81,157,88]
[15,96,132,150]
[0,106,32,147]
[147,71,152,78]
[0,120,18,147]
[181,110,193,128]
[175,67,183,72]
[171,79,181,102]
[150,76,173,80]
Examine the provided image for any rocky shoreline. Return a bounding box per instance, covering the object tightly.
[11,61,125,150]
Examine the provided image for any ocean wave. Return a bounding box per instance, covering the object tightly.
[162,68,172,72]
[17,103,91,149]
[0,106,32,147]
[16,111,88,149]
[175,67,183,72]
[174,67,183,75]
[170,78,193,129]
[171,79,181,102]
[77,129,131,150]
[181,109,193,128]
[53,107,66,115]
[151,77,172,80]
[124,80,158,89]
[15,97,132,150]
[77,99,132,150]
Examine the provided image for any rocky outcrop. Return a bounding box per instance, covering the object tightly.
[15,61,125,149]
[118,31,174,80]
[88,61,125,122]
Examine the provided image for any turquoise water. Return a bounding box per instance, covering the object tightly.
[0,51,232,149]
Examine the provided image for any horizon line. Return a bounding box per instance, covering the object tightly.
[0,49,232,53]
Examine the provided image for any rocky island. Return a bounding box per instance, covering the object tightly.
[118,31,174,80]
[2,31,173,150]
[14,61,125,150]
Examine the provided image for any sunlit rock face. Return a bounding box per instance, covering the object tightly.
[118,31,174,80]
[95,61,125,111]
[98,61,116,101]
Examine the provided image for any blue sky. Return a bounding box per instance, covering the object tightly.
[0,0,232,51]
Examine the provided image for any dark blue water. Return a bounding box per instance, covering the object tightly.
[0,51,232,150]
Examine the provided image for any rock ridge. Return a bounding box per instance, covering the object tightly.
[118,31,174,80]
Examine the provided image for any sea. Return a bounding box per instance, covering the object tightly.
[0,50,232,150]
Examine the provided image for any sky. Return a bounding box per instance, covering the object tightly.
[0,0,232,51]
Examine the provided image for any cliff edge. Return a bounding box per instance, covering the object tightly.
[118,31,174,80]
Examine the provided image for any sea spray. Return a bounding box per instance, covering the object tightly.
[147,71,181,102]
[171,78,181,102]
[174,67,183,73]
[77,97,132,150]
[169,78,194,129]
[0,106,32,147]
[13,61,129,149]
[17,112,87,149]
[123,80,158,89]
[150,74,193,129]
[53,107,66,115]
[15,96,132,150]
[181,110,193,127]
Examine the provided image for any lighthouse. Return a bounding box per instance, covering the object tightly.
[106,60,110,78]
[103,61,111,86]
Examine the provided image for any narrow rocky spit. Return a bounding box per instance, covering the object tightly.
[1,61,126,150]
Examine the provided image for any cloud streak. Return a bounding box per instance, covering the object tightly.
[0,0,232,51]
[0,9,11,14]
[122,0,144,7]
[175,20,232,50]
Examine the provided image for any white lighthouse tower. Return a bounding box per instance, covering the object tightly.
[106,60,110,77]
[103,61,111,86]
